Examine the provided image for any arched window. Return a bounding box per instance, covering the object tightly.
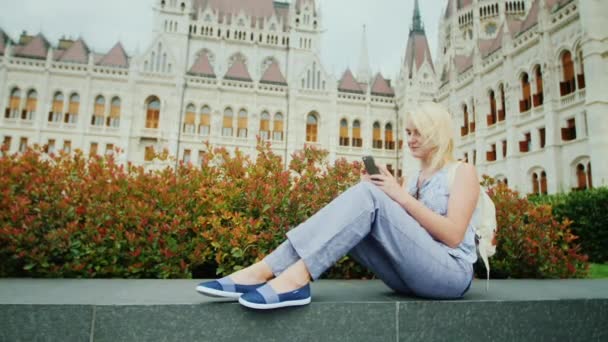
[145,96,161,129]
[352,120,362,147]
[183,104,196,133]
[260,111,270,140]
[533,66,544,107]
[576,163,587,190]
[199,105,211,136]
[66,93,80,124]
[108,97,121,128]
[49,92,64,122]
[273,113,284,141]
[532,172,540,195]
[385,123,395,150]
[461,104,469,136]
[339,119,349,146]
[588,162,593,189]
[372,122,382,149]
[577,48,586,89]
[92,96,105,126]
[498,84,506,121]
[540,171,548,194]
[24,90,37,120]
[560,51,576,96]
[237,109,248,138]
[488,90,497,125]
[222,107,233,136]
[6,87,21,119]
[306,113,318,142]
[520,73,531,113]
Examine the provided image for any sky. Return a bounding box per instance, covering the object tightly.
[0,0,445,79]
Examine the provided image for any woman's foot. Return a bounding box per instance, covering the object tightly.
[195,261,274,299]
[229,261,274,285]
[238,260,313,309]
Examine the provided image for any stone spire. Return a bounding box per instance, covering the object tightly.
[357,25,371,83]
[412,0,424,33]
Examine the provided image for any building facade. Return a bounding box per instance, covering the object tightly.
[436,0,608,194]
[1,0,606,194]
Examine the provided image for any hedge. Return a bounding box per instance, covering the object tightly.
[0,142,588,279]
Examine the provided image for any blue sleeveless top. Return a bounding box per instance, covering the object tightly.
[406,163,478,264]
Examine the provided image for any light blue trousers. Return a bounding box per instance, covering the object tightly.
[263,182,473,299]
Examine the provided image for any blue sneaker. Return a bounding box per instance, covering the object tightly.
[196,277,265,299]
[238,283,311,310]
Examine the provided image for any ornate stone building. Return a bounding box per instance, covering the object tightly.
[1,0,606,194]
[436,0,608,194]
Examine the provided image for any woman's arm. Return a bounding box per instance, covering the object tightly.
[371,163,479,248]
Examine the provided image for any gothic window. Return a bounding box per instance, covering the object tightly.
[461,104,469,136]
[66,93,79,124]
[92,96,105,126]
[352,120,362,147]
[533,65,544,107]
[273,113,284,141]
[183,104,196,133]
[577,48,586,89]
[222,107,233,136]
[6,87,21,119]
[306,113,318,142]
[260,111,270,140]
[339,119,349,147]
[237,109,248,138]
[560,51,576,96]
[498,84,506,121]
[108,97,121,128]
[24,89,37,120]
[372,122,382,149]
[49,92,64,122]
[488,90,497,125]
[385,123,395,150]
[519,73,531,113]
[145,96,161,129]
[199,106,211,136]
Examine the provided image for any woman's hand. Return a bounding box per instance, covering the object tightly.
[369,164,405,203]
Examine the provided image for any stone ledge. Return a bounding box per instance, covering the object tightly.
[1,279,607,342]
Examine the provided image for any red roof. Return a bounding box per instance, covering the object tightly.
[338,69,364,94]
[15,34,49,59]
[260,61,287,85]
[457,0,473,10]
[224,59,252,82]
[404,31,435,74]
[59,39,89,64]
[189,51,215,77]
[478,25,504,57]
[506,18,523,37]
[454,53,473,74]
[370,73,395,97]
[98,42,129,68]
[517,0,540,36]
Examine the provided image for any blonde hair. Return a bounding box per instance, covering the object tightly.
[407,102,455,171]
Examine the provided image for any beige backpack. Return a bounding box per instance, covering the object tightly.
[447,162,497,290]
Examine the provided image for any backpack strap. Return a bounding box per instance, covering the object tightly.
[446,161,492,291]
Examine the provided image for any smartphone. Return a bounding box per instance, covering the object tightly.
[362,156,380,175]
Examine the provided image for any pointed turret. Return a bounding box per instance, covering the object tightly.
[403,0,435,78]
[412,0,423,33]
[260,61,287,85]
[98,42,129,68]
[189,51,215,78]
[59,39,89,64]
[357,25,371,84]
[338,69,364,94]
[15,34,49,60]
[224,59,252,82]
